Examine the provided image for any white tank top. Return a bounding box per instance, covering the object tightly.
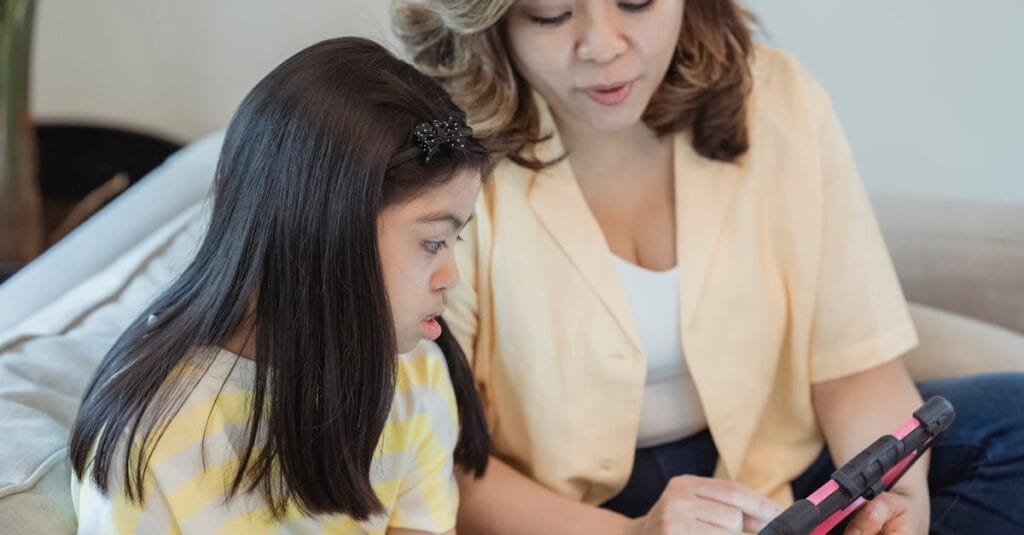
[613,256,708,448]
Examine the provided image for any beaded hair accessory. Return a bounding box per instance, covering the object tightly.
[388,116,472,169]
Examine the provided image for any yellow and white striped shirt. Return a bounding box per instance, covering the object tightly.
[73,341,460,534]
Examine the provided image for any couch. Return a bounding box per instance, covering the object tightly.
[0,133,1022,533]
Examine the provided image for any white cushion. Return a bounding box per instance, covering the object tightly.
[0,202,209,533]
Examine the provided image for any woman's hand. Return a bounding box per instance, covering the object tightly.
[843,488,929,535]
[623,475,783,535]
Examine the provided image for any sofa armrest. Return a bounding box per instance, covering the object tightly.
[904,302,1024,381]
[874,195,1024,334]
[0,131,223,334]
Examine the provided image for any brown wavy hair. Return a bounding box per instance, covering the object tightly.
[394,0,756,168]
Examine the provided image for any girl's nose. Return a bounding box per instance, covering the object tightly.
[431,251,461,292]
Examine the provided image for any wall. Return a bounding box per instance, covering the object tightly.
[748,0,1024,202]
[30,0,1024,202]
[30,0,395,143]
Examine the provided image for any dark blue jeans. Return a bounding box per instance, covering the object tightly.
[601,373,1024,534]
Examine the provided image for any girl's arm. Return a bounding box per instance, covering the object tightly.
[811,357,931,533]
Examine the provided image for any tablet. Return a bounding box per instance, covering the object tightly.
[760,396,955,535]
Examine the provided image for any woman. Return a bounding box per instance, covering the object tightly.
[393,1,1024,533]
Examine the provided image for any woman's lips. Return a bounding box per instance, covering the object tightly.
[584,81,632,106]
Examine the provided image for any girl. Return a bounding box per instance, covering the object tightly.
[69,37,490,534]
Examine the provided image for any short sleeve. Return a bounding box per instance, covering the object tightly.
[75,371,292,534]
[808,95,919,383]
[388,356,460,532]
[73,462,181,534]
[74,437,209,535]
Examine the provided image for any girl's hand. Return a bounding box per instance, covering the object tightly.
[624,475,783,535]
[843,488,930,535]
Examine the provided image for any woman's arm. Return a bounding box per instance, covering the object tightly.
[457,455,781,535]
[811,357,930,533]
[385,524,454,528]
[456,456,630,535]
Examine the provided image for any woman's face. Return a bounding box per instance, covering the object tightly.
[377,170,481,354]
[504,0,684,134]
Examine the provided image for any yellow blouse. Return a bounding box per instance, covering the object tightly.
[445,46,917,505]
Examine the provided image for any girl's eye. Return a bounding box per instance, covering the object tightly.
[619,0,656,13]
[424,240,449,255]
[424,235,463,255]
[528,11,571,26]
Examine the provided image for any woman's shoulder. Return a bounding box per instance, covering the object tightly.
[748,44,833,128]
[750,45,826,97]
[742,44,845,181]
[488,158,537,198]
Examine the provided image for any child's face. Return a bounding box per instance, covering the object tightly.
[377,170,482,354]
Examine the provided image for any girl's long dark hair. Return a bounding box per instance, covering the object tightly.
[68,37,491,520]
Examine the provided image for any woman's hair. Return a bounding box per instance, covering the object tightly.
[69,37,491,521]
[394,0,756,167]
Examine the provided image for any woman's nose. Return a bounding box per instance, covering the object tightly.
[576,5,628,64]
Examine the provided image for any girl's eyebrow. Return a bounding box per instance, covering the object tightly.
[417,212,475,230]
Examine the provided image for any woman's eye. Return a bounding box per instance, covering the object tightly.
[528,11,571,26]
[527,0,654,26]
[619,0,656,13]
[424,240,449,255]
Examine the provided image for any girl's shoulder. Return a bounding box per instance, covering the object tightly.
[391,340,457,425]
[397,340,452,385]
[73,347,259,532]
[161,346,255,428]
[130,347,256,471]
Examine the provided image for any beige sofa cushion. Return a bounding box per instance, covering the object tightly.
[904,302,1024,381]
[0,203,208,534]
[0,454,75,535]
[875,196,1024,334]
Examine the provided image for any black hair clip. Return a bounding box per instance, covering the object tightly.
[388,116,471,169]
